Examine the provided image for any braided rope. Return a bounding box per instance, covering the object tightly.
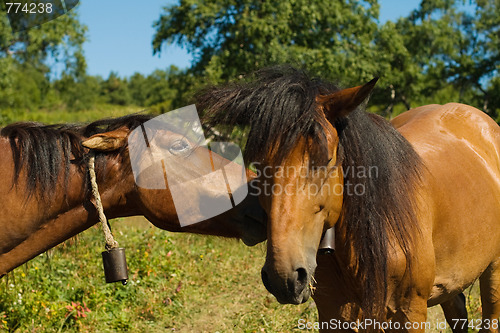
[88,152,118,250]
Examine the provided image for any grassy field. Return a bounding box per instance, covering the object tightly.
[0,104,147,126]
[0,217,319,332]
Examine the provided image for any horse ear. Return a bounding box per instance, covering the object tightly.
[316,78,378,120]
[82,127,129,152]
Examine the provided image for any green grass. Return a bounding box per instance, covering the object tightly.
[0,217,318,332]
[0,104,147,126]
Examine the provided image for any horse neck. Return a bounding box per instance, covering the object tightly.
[89,154,139,219]
[38,153,138,220]
[320,221,365,302]
[0,154,138,277]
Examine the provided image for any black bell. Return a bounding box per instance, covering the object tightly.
[102,248,129,285]
[318,228,335,255]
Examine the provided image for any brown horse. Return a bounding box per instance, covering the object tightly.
[0,114,266,278]
[199,66,500,332]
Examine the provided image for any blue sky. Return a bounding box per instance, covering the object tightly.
[78,0,422,78]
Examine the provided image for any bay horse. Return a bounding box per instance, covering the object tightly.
[0,114,266,278]
[199,66,500,332]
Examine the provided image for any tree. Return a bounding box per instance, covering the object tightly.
[488,77,500,120]
[153,0,381,84]
[372,0,463,114]
[0,5,86,111]
[449,0,500,118]
[53,74,103,111]
[128,72,148,107]
[143,68,177,107]
[132,66,200,111]
[152,0,499,121]
[127,66,183,110]
[371,0,499,119]
[100,72,131,106]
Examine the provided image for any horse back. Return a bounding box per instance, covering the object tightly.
[393,103,500,168]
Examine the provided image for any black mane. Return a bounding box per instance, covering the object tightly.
[199,65,339,165]
[198,65,422,321]
[1,114,152,198]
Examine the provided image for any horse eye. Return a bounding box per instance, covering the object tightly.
[169,139,190,155]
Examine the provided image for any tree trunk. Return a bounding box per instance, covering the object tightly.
[384,85,396,118]
[401,94,411,110]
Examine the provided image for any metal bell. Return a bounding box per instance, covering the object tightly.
[318,227,335,255]
[102,247,129,285]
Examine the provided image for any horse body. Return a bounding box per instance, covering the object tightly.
[393,103,500,307]
[313,103,500,331]
[0,116,266,277]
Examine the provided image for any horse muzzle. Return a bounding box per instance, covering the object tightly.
[260,264,313,304]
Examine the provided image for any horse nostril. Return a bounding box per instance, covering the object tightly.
[287,267,309,296]
[261,268,271,292]
[296,267,308,287]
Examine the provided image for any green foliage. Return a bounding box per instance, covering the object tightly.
[153,0,499,120]
[153,0,381,84]
[142,69,174,106]
[487,76,500,122]
[0,7,87,113]
[127,66,199,111]
[370,2,467,113]
[100,72,131,106]
[2,0,499,121]
[128,73,148,107]
[53,74,103,111]
[0,61,46,110]
[397,0,500,118]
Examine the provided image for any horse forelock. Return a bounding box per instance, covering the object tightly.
[0,113,153,199]
[198,65,423,321]
[199,65,338,167]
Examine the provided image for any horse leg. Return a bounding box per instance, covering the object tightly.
[440,293,468,333]
[479,258,500,333]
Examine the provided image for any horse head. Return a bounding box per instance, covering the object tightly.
[81,116,267,246]
[258,79,377,304]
